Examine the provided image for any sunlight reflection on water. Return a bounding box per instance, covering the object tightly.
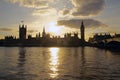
[49,48,59,78]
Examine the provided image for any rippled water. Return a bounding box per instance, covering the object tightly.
[0,47,120,80]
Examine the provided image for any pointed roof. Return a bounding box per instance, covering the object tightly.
[81,20,85,28]
[81,20,84,26]
[43,26,45,33]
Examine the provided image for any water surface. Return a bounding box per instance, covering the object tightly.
[0,47,120,80]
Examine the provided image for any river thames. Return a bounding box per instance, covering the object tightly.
[0,47,120,80]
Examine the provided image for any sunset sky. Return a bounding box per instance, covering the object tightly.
[0,0,120,40]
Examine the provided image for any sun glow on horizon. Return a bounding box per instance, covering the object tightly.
[47,22,62,35]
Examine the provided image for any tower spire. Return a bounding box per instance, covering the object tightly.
[19,21,27,40]
[80,20,85,42]
[81,20,84,26]
[42,26,46,38]
[43,26,45,33]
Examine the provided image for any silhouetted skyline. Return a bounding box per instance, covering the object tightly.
[0,21,86,47]
[0,20,120,51]
[0,0,120,39]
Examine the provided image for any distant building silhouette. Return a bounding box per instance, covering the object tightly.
[81,21,85,43]
[74,32,78,39]
[88,33,112,43]
[115,33,120,38]
[0,21,89,47]
[42,27,46,38]
[1,20,120,49]
[28,34,32,39]
[19,24,27,40]
[5,36,15,40]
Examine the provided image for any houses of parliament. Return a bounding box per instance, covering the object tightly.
[0,21,86,46]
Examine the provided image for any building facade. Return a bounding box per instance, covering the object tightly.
[19,24,27,40]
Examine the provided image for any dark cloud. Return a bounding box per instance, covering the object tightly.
[61,8,70,15]
[71,0,105,16]
[0,28,13,31]
[57,19,108,29]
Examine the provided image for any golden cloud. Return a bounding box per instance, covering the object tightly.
[9,0,54,8]
[32,8,57,16]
